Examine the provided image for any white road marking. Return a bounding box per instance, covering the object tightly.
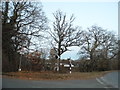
[96,78,110,90]
[96,78,104,85]
[96,77,115,89]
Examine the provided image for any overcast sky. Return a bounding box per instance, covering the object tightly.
[40,1,118,60]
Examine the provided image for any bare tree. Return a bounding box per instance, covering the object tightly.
[2,1,48,72]
[49,10,83,72]
[79,25,118,71]
[100,32,118,60]
[2,1,47,51]
[79,26,106,61]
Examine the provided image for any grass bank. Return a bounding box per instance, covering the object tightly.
[2,71,113,80]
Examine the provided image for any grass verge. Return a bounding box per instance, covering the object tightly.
[2,71,113,80]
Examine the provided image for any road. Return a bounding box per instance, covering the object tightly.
[96,71,119,88]
[2,71,119,88]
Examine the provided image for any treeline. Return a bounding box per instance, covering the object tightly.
[2,1,119,72]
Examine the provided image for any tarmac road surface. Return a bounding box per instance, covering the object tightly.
[2,71,119,88]
[2,78,105,88]
[96,71,119,88]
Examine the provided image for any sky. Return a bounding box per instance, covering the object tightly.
[40,1,118,60]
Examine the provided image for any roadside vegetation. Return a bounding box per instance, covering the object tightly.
[2,71,114,80]
[2,0,119,77]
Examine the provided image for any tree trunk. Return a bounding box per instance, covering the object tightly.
[58,40,61,72]
[90,52,95,71]
[58,55,60,72]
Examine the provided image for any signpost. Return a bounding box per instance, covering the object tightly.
[68,58,72,74]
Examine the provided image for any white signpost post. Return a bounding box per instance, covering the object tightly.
[69,60,72,74]
[68,58,72,74]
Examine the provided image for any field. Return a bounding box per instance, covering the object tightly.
[2,71,113,80]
